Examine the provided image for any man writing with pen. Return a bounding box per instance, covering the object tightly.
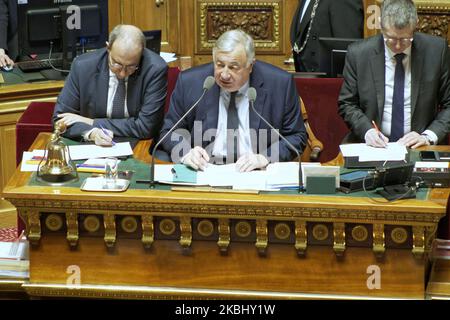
[53,24,168,146]
[338,0,450,149]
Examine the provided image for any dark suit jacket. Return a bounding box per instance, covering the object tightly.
[290,0,363,72]
[0,0,17,59]
[53,47,168,141]
[338,33,450,143]
[158,61,307,162]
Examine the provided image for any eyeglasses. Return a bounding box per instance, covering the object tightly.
[108,55,139,72]
[383,37,413,46]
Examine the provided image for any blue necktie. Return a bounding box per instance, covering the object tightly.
[390,53,405,142]
[111,79,126,119]
[226,91,239,163]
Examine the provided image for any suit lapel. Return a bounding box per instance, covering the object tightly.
[249,64,268,151]
[94,54,109,118]
[369,35,386,121]
[410,35,423,118]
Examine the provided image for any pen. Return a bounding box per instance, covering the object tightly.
[171,167,178,179]
[371,120,387,148]
[99,125,116,146]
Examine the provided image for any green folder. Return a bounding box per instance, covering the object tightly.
[172,164,197,184]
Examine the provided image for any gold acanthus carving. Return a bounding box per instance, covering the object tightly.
[141,215,154,249]
[23,209,41,246]
[179,216,192,249]
[255,219,268,255]
[333,223,346,257]
[412,226,425,259]
[418,15,449,38]
[65,212,79,247]
[295,219,307,256]
[8,199,444,224]
[103,214,116,248]
[373,224,385,259]
[217,218,230,253]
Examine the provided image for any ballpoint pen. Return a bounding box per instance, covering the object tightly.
[371,120,387,148]
[99,125,116,146]
[171,167,178,179]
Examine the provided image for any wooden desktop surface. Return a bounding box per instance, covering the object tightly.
[2,133,449,299]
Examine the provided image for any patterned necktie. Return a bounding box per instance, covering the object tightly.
[390,53,406,142]
[111,78,126,119]
[226,91,239,163]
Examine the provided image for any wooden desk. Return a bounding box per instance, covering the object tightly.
[2,133,449,299]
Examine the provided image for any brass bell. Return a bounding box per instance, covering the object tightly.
[36,121,78,184]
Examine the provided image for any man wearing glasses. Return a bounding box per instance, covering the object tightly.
[338,0,450,148]
[53,24,167,146]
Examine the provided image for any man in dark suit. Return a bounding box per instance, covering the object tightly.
[290,0,364,72]
[53,24,167,146]
[158,29,307,172]
[0,0,17,67]
[338,0,450,148]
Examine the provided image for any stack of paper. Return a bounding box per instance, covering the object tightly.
[0,238,29,280]
[340,143,407,162]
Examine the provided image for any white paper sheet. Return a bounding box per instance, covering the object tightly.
[67,142,133,160]
[340,143,407,162]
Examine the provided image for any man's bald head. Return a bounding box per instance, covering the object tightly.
[108,25,146,53]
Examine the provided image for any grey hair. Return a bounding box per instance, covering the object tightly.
[213,29,255,67]
[380,0,418,30]
[108,24,146,51]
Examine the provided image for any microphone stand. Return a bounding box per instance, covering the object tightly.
[249,99,304,193]
[149,87,210,188]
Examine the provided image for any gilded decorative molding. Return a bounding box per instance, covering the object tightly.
[425,225,438,253]
[255,219,268,255]
[197,219,214,237]
[390,227,408,245]
[65,212,79,247]
[351,225,368,242]
[373,224,385,258]
[412,226,425,259]
[217,218,230,253]
[418,15,449,38]
[274,222,291,240]
[83,215,101,233]
[312,224,329,241]
[333,223,346,257]
[294,219,307,256]
[45,214,63,232]
[235,221,252,238]
[197,1,282,53]
[21,209,41,246]
[121,216,138,233]
[103,214,116,248]
[159,218,176,236]
[179,216,192,249]
[141,215,154,249]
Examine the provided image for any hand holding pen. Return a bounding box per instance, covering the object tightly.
[365,120,388,148]
[90,126,115,146]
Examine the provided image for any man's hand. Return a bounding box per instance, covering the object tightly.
[397,131,429,149]
[57,113,94,127]
[0,49,14,68]
[365,128,388,148]
[235,153,269,172]
[181,146,210,171]
[89,128,114,146]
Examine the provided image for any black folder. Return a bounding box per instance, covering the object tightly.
[344,151,411,169]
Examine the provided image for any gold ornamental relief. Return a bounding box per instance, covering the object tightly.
[197,220,215,237]
[390,227,408,244]
[159,218,176,236]
[351,225,369,242]
[45,214,64,232]
[217,218,230,253]
[274,222,291,240]
[83,215,101,233]
[235,221,252,238]
[141,215,154,249]
[312,224,329,241]
[121,216,138,234]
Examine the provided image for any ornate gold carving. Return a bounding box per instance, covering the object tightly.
[418,15,449,39]
[312,224,329,241]
[179,216,192,249]
[274,222,291,240]
[141,215,154,249]
[83,215,100,233]
[217,218,230,253]
[390,227,408,244]
[255,219,268,255]
[159,218,176,236]
[23,209,41,246]
[412,226,425,259]
[425,225,438,253]
[121,216,138,233]
[65,212,78,247]
[45,214,63,232]
[235,221,252,238]
[351,225,368,242]
[198,2,282,53]
[333,223,346,257]
[103,214,116,248]
[197,219,214,237]
[373,224,385,258]
[295,219,307,256]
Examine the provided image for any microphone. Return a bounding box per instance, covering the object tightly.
[149,76,216,188]
[247,87,304,193]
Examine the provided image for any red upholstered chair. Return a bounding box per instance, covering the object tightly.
[294,78,349,163]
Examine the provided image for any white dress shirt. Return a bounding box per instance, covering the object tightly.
[212,82,253,158]
[300,0,312,22]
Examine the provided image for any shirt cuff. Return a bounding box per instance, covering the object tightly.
[422,130,438,145]
[83,128,96,142]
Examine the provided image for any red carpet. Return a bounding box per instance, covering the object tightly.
[0,227,18,242]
